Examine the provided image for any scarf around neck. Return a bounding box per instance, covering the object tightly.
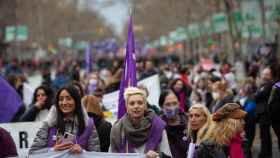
[111,110,156,150]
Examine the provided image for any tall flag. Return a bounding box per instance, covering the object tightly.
[117,15,137,119]
[0,75,22,123]
[85,43,92,75]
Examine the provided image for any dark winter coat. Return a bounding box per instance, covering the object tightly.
[268,82,280,122]
[88,113,112,152]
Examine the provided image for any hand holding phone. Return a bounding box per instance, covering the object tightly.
[61,132,76,144]
[54,139,73,151]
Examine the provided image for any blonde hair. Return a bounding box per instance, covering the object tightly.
[124,87,147,104]
[202,118,244,146]
[82,95,104,118]
[187,104,212,144]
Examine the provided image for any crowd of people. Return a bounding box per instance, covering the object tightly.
[0,41,280,158]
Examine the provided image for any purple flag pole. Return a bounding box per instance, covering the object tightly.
[85,43,92,75]
[117,15,137,119]
[0,75,22,123]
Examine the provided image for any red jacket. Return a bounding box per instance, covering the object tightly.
[229,133,244,158]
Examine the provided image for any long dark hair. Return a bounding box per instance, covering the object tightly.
[55,85,85,136]
[32,85,54,109]
[170,78,192,97]
[158,89,178,108]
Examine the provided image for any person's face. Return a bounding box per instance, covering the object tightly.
[174,80,184,92]
[197,80,205,89]
[162,93,179,110]
[36,89,47,104]
[189,108,206,131]
[261,68,272,82]
[211,84,222,100]
[191,93,200,103]
[58,90,76,116]
[239,88,246,97]
[126,94,147,120]
[145,61,153,70]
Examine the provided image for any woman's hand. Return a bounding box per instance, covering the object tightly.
[53,139,74,151]
[146,150,159,158]
[70,144,83,154]
[34,101,44,109]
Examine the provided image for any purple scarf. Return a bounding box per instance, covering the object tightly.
[120,116,166,153]
[179,91,186,112]
[47,118,94,149]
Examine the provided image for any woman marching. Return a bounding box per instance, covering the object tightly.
[110,87,172,158]
[196,103,247,158]
[29,85,100,154]
[159,89,188,158]
[186,104,212,158]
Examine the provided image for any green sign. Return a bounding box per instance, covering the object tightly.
[74,41,89,50]
[188,24,200,38]
[159,36,168,46]
[16,26,28,41]
[241,0,262,38]
[212,13,228,33]
[233,10,243,31]
[176,27,188,41]
[5,25,28,42]
[58,37,73,48]
[5,26,16,42]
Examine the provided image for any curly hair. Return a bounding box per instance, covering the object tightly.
[202,118,244,146]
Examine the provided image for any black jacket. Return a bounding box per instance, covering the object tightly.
[20,104,46,122]
[254,82,274,115]
[88,113,112,152]
[161,112,188,158]
[268,82,280,122]
[196,141,227,158]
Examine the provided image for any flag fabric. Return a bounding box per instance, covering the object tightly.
[117,15,137,119]
[85,43,92,75]
[0,75,22,123]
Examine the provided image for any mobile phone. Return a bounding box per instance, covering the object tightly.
[61,132,76,144]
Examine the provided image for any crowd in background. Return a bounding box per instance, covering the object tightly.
[0,40,280,158]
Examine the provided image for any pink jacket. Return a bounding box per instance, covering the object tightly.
[229,133,244,158]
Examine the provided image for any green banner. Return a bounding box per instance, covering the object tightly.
[58,37,73,48]
[5,26,16,42]
[74,41,89,50]
[16,26,28,41]
[188,23,200,38]
[212,13,228,33]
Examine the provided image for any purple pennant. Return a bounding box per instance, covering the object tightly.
[0,75,22,123]
[85,43,92,75]
[117,15,137,119]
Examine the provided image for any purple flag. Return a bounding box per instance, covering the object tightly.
[85,43,92,75]
[117,15,137,119]
[0,75,22,123]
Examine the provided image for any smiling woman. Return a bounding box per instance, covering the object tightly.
[110,87,172,158]
[28,85,100,155]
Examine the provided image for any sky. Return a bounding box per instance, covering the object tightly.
[80,0,129,36]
